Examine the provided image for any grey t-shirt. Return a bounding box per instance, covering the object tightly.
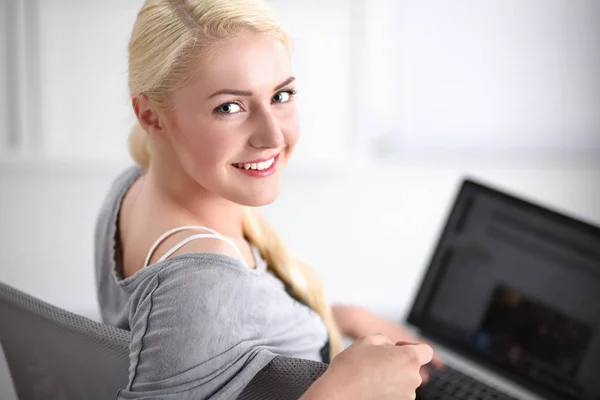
[94,166,330,399]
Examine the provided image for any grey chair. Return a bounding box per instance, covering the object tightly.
[0,280,328,400]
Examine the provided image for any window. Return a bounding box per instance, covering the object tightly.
[0,0,12,153]
[0,0,12,152]
[376,0,600,156]
[38,0,143,161]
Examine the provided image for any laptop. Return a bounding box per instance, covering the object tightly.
[407,178,600,400]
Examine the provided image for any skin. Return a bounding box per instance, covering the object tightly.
[122,30,442,392]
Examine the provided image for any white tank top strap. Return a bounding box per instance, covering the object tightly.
[143,225,247,268]
[156,233,247,266]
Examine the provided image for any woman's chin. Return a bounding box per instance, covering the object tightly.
[224,184,280,207]
[241,190,280,207]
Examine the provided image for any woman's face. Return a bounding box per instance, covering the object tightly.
[164,32,298,207]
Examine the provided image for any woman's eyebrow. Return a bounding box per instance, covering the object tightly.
[273,76,295,91]
[207,76,296,99]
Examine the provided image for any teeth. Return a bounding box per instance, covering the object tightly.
[234,157,276,171]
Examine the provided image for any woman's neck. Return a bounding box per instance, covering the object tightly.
[143,163,245,238]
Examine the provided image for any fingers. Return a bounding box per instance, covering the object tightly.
[431,354,445,368]
[397,340,445,369]
[358,333,395,346]
[395,340,419,346]
[403,343,434,366]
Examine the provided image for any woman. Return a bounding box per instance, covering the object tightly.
[94,0,440,398]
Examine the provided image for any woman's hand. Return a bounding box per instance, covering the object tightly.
[332,305,444,381]
[301,334,433,400]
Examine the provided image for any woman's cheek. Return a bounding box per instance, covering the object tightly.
[198,133,241,164]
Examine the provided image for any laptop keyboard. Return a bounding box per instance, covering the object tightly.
[416,365,520,400]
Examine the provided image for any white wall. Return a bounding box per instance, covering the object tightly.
[1,156,599,321]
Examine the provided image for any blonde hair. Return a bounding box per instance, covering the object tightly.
[127,0,343,357]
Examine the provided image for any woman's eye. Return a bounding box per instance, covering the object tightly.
[215,102,242,114]
[272,90,295,104]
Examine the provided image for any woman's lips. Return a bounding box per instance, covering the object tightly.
[232,154,279,177]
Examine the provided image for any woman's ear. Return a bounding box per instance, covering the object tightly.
[132,94,164,138]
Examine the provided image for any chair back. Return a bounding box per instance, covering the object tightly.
[0,280,130,400]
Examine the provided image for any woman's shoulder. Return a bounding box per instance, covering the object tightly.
[122,255,279,399]
[124,255,278,339]
[120,252,266,296]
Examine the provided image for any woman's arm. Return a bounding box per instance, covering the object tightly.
[332,304,408,341]
[332,304,444,375]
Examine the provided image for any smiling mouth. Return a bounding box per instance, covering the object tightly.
[232,156,277,171]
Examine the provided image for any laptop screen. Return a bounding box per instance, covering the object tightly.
[407,179,600,400]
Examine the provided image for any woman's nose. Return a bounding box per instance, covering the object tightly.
[249,108,285,149]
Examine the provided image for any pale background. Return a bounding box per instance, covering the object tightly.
[0,0,599,326]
